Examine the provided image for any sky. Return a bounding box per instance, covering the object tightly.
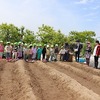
[0,0,100,38]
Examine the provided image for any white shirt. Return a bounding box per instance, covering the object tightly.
[93,45,98,56]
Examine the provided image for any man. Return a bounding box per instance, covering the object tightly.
[74,40,82,62]
[93,40,100,69]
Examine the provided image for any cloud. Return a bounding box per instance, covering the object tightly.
[84,12,97,17]
[91,5,100,10]
[75,0,94,4]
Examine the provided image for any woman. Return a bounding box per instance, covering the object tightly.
[85,41,92,66]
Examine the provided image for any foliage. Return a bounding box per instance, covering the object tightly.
[0,23,36,44]
[0,23,97,56]
[68,31,96,43]
[0,23,21,43]
[37,24,68,46]
[23,29,36,44]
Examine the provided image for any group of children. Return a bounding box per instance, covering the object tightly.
[0,41,71,62]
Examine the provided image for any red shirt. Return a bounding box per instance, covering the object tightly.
[96,44,100,56]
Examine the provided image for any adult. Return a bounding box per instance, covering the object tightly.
[93,40,100,69]
[85,41,92,66]
[74,40,82,62]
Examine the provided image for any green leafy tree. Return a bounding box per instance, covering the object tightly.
[0,23,20,43]
[37,24,68,46]
[23,29,36,44]
[68,31,96,56]
[68,31,96,43]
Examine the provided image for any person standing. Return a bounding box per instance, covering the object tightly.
[50,45,55,61]
[5,42,12,61]
[0,41,4,60]
[42,44,46,61]
[93,40,100,69]
[28,45,33,62]
[37,44,42,60]
[59,46,66,61]
[46,45,50,62]
[32,44,37,60]
[85,41,92,66]
[12,42,18,61]
[74,40,82,62]
[17,42,23,59]
[54,44,59,61]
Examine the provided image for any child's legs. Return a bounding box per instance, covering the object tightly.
[6,52,10,60]
[0,52,3,59]
[14,52,18,59]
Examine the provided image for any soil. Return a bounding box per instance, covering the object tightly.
[0,60,100,100]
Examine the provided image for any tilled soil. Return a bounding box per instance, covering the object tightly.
[0,60,100,100]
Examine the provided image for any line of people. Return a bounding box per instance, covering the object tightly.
[0,41,72,62]
[0,40,100,69]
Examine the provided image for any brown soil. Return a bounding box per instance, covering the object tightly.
[0,60,100,100]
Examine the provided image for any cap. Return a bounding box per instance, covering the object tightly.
[0,40,3,43]
[55,44,58,46]
[47,45,49,48]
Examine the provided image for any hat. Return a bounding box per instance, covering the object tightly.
[11,43,14,45]
[24,43,27,46]
[44,44,46,46]
[47,45,49,48]
[18,42,22,44]
[87,41,90,44]
[0,40,3,43]
[51,45,53,48]
[55,44,58,46]
[33,43,36,46]
[7,42,10,44]
[38,44,42,47]
[61,46,63,48]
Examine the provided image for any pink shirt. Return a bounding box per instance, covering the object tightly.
[0,44,4,52]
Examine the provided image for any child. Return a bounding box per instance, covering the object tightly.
[37,44,42,60]
[12,42,18,61]
[23,43,28,61]
[50,45,55,61]
[42,44,46,61]
[32,44,37,60]
[46,45,50,62]
[5,42,12,61]
[59,46,66,61]
[0,41,4,60]
[28,45,34,62]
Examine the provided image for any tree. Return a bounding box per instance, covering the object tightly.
[37,24,68,45]
[23,29,36,44]
[68,31,96,43]
[0,23,21,43]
